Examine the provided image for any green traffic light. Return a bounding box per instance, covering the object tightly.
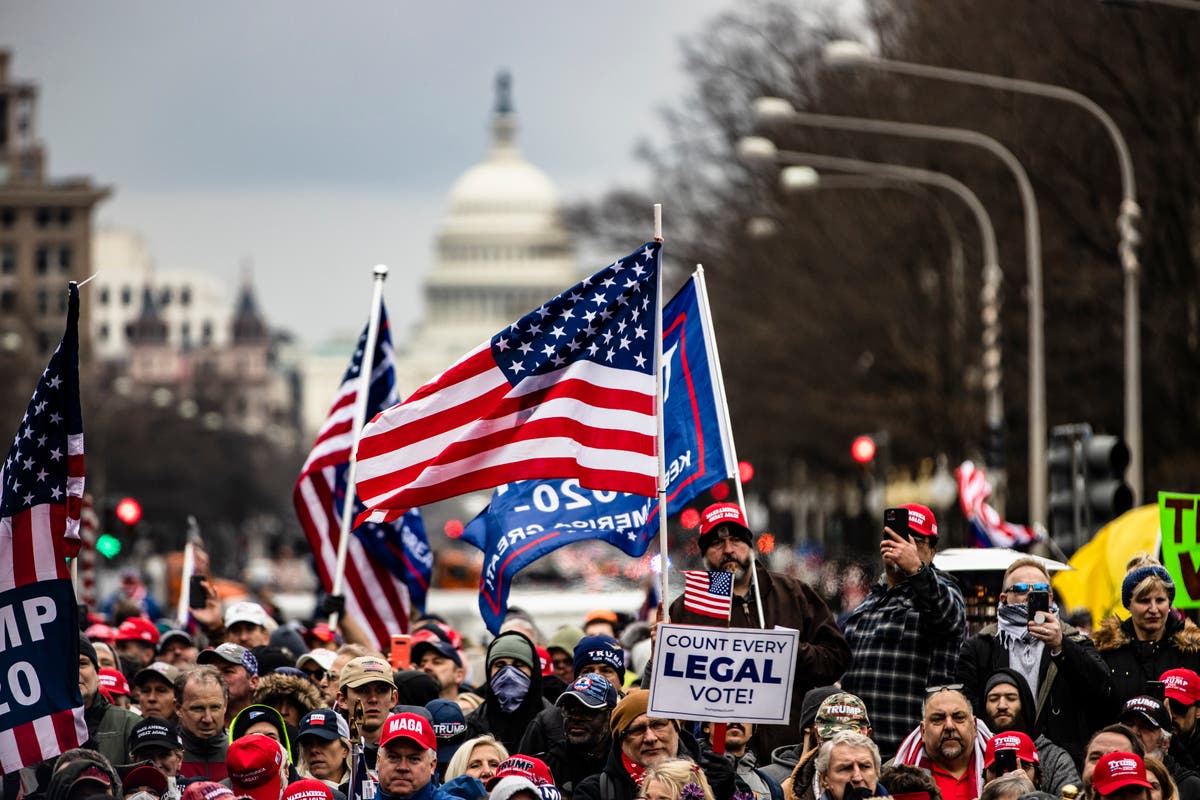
[96,533,122,559]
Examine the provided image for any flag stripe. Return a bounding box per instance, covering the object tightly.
[682,570,733,620]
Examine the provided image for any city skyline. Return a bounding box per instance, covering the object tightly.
[0,2,752,347]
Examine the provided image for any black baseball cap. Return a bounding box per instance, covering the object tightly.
[130,717,181,755]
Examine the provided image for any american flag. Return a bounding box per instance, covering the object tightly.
[957,460,1042,548]
[0,282,88,772]
[355,242,661,525]
[682,569,734,620]
[293,303,431,647]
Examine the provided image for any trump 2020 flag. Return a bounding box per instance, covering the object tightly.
[460,275,737,634]
[354,242,661,525]
[682,570,734,620]
[294,304,433,647]
[957,460,1042,548]
[0,282,88,772]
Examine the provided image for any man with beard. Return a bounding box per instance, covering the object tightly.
[841,504,967,757]
[665,503,849,757]
[978,668,1079,793]
[521,673,620,798]
[957,557,1110,764]
[893,687,988,800]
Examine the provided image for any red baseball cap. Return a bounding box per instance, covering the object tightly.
[378,712,437,751]
[283,779,335,800]
[900,504,938,538]
[984,731,1039,767]
[98,668,131,698]
[227,734,285,800]
[115,617,160,646]
[486,755,555,790]
[1162,668,1200,705]
[181,782,235,800]
[698,503,753,548]
[1092,752,1151,796]
[536,647,554,677]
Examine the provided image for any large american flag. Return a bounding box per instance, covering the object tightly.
[682,570,734,620]
[957,460,1042,548]
[0,282,88,772]
[355,242,661,525]
[293,304,431,647]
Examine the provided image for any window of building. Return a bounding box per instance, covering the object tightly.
[58,291,67,313]
[36,289,48,315]
[120,286,132,306]
[35,207,51,228]
[0,208,15,228]
[0,244,15,274]
[180,287,191,306]
[36,330,51,354]
[160,287,171,306]
[98,323,108,341]
[99,287,109,305]
[58,246,71,273]
[0,290,15,312]
[201,320,213,345]
[35,246,48,275]
[57,208,72,227]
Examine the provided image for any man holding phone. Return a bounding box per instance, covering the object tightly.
[841,503,967,756]
[957,557,1110,764]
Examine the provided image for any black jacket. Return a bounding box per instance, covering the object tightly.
[957,620,1110,764]
[464,631,553,754]
[1094,614,1200,724]
[521,706,609,799]
[574,729,704,800]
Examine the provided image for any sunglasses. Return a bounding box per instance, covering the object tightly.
[303,668,327,681]
[1003,582,1050,594]
[926,684,964,694]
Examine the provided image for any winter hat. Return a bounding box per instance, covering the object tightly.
[799,686,840,731]
[1122,565,1175,610]
[572,635,625,683]
[610,689,650,737]
[487,632,537,672]
[79,632,99,670]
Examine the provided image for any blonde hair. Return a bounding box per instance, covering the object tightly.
[1145,757,1178,800]
[1126,554,1173,602]
[639,759,714,800]
[298,736,350,784]
[444,735,509,781]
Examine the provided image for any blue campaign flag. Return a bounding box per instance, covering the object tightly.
[461,276,735,634]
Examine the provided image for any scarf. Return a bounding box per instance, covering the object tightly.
[996,602,1057,701]
[622,751,647,786]
[893,718,992,798]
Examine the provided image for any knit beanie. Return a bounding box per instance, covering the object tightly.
[610,689,650,737]
[80,631,99,670]
[985,671,1024,696]
[573,635,625,684]
[488,632,536,672]
[1122,565,1175,610]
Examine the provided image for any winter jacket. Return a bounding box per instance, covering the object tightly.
[733,750,783,800]
[179,726,229,781]
[667,563,851,757]
[1094,613,1200,723]
[760,743,802,786]
[83,692,140,767]
[521,705,609,799]
[779,746,818,800]
[574,729,702,800]
[1034,734,1081,795]
[957,621,1110,765]
[464,631,554,754]
[376,775,487,800]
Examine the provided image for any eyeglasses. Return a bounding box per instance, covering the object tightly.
[303,668,326,681]
[1003,582,1050,594]
[925,684,964,694]
[624,719,674,739]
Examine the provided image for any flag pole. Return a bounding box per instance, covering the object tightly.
[330,265,389,630]
[695,265,765,629]
[653,205,671,624]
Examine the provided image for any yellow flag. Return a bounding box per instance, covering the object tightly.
[1053,504,1161,626]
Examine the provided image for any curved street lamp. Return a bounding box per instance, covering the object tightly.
[749,98,1050,525]
[824,39,1145,505]
[739,140,1008,499]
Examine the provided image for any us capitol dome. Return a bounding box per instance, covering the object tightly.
[393,71,579,391]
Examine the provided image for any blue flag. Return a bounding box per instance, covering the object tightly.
[461,276,734,633]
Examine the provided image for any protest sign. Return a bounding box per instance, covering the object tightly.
[1161,492,1200,608]
[648,623,799,724]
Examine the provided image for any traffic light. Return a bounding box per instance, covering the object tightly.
[1048,425,1133,551]
[851,435,877,465]
[115,497,142,526]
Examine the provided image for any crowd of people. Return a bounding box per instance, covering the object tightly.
[10,502,1200,800]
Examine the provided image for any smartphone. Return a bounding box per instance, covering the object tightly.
[188,575,208,610]
[389,634,411,669]
[884,507,910,539]
[1146,680,1166,701]
[993,748,1018,774]
[1027,590,1050,622]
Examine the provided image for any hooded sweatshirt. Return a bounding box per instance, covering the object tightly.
[980,667,1079,794]
[463,630,553,754]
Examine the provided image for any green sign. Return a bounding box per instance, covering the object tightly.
[1160,492,1200,608]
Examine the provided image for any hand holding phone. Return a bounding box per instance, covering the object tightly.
[389,635,411,670]
[993,748,1018,775]
[1027,590,1051,623]
[188,575,209,610]
[883,507,911,540]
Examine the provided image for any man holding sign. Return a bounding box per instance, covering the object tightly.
[666,503,849,756]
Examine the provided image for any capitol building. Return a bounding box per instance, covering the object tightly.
[392,72,581,393]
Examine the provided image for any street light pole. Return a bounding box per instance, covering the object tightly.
[750,98,1049,526]
[824,41,1144,506]
[758,146,1008,500]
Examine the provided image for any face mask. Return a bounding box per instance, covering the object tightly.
[490,664,531,712]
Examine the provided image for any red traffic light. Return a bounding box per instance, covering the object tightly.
[115,497,142,526]
[851,435,877,464]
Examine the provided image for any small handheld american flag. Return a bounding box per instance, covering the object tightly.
[682,569,734,620]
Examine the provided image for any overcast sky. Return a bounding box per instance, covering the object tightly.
[2,2,752,346]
